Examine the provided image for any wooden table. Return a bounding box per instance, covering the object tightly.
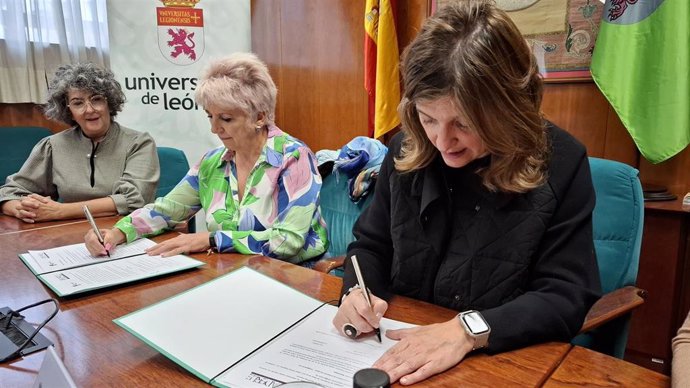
[0,215,674,387]
[0,215,89,236]
[0,216,573,387]
[544,346,669,388]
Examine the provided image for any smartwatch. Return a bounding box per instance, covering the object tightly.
[208,232,217,251]
[457,310,490,350]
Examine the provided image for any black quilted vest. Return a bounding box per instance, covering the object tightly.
[387,149,558,312]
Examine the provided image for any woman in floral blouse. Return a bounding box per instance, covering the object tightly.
[85,53,328,263]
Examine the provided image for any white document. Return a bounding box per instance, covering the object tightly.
[115,267,415,387]
[38,254,203,296]
[216,304,415,388]
[23,239,157,274]
[19,238,204,297]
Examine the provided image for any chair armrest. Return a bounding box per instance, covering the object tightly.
[579,285,647,334]
[313,255,345,274]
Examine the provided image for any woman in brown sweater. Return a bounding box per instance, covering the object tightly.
[673,311,690,387]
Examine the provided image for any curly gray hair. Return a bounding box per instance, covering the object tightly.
[43,63,126,125]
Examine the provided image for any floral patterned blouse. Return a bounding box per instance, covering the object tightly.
[114,126,329,263]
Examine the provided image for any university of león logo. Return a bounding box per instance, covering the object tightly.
[157,0,205,65]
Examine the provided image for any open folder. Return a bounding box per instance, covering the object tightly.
[19,238,204,297]
[114,267,415,388]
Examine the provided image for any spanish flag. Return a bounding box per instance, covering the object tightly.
[364,0,401,139]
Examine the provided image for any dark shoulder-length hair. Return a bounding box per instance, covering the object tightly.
[43,63,126,125]
[396,0,548,193]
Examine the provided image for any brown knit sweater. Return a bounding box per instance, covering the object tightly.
[672,312,690,388]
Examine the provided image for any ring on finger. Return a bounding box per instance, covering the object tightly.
[342,323,358,339]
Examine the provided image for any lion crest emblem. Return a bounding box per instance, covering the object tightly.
[603,0,665,24]
[167,28,197,61]
[156,2,205,65]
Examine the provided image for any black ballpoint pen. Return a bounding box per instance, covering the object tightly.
[83,205,110,257]
[350,255,382,343]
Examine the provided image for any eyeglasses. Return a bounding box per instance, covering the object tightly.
[67,95,108,113]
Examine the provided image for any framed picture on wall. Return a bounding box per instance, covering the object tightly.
[432,0,604,82]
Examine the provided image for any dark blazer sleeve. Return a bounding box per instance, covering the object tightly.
[481,128,602,353]
[341,134,402,299]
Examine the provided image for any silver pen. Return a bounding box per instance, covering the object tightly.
[82,205,110,257]
[350,255,382,343]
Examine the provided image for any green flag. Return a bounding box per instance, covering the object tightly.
[591,0,690,164]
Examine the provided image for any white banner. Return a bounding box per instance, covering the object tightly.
[107,0,251,163]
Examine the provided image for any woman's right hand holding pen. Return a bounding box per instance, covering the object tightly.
[85,228,126,256]
[333,287,388,339]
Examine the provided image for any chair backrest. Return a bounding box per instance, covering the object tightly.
[590,157,644,294]
[156,147,195,232]
[573,157,644,358]
[0,126,52,183]
[320,172,373,257]
[156,147,190,198]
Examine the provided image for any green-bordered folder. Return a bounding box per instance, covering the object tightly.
[114,267,414,388]
[19,238,204,297]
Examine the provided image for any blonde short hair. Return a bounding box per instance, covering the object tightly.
[396,0,547,193]
[195,52,277,124]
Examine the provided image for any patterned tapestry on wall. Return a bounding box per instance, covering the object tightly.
[499,0,604,80]
[437,0,604,80]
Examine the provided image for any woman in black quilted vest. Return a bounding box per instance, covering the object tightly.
[333,0,601,385]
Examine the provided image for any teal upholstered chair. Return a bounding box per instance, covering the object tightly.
[156,147,195,232]
[156,147,190,198]
[313,172,373,275]
[573,157,646,358]
[0,126,52,183]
